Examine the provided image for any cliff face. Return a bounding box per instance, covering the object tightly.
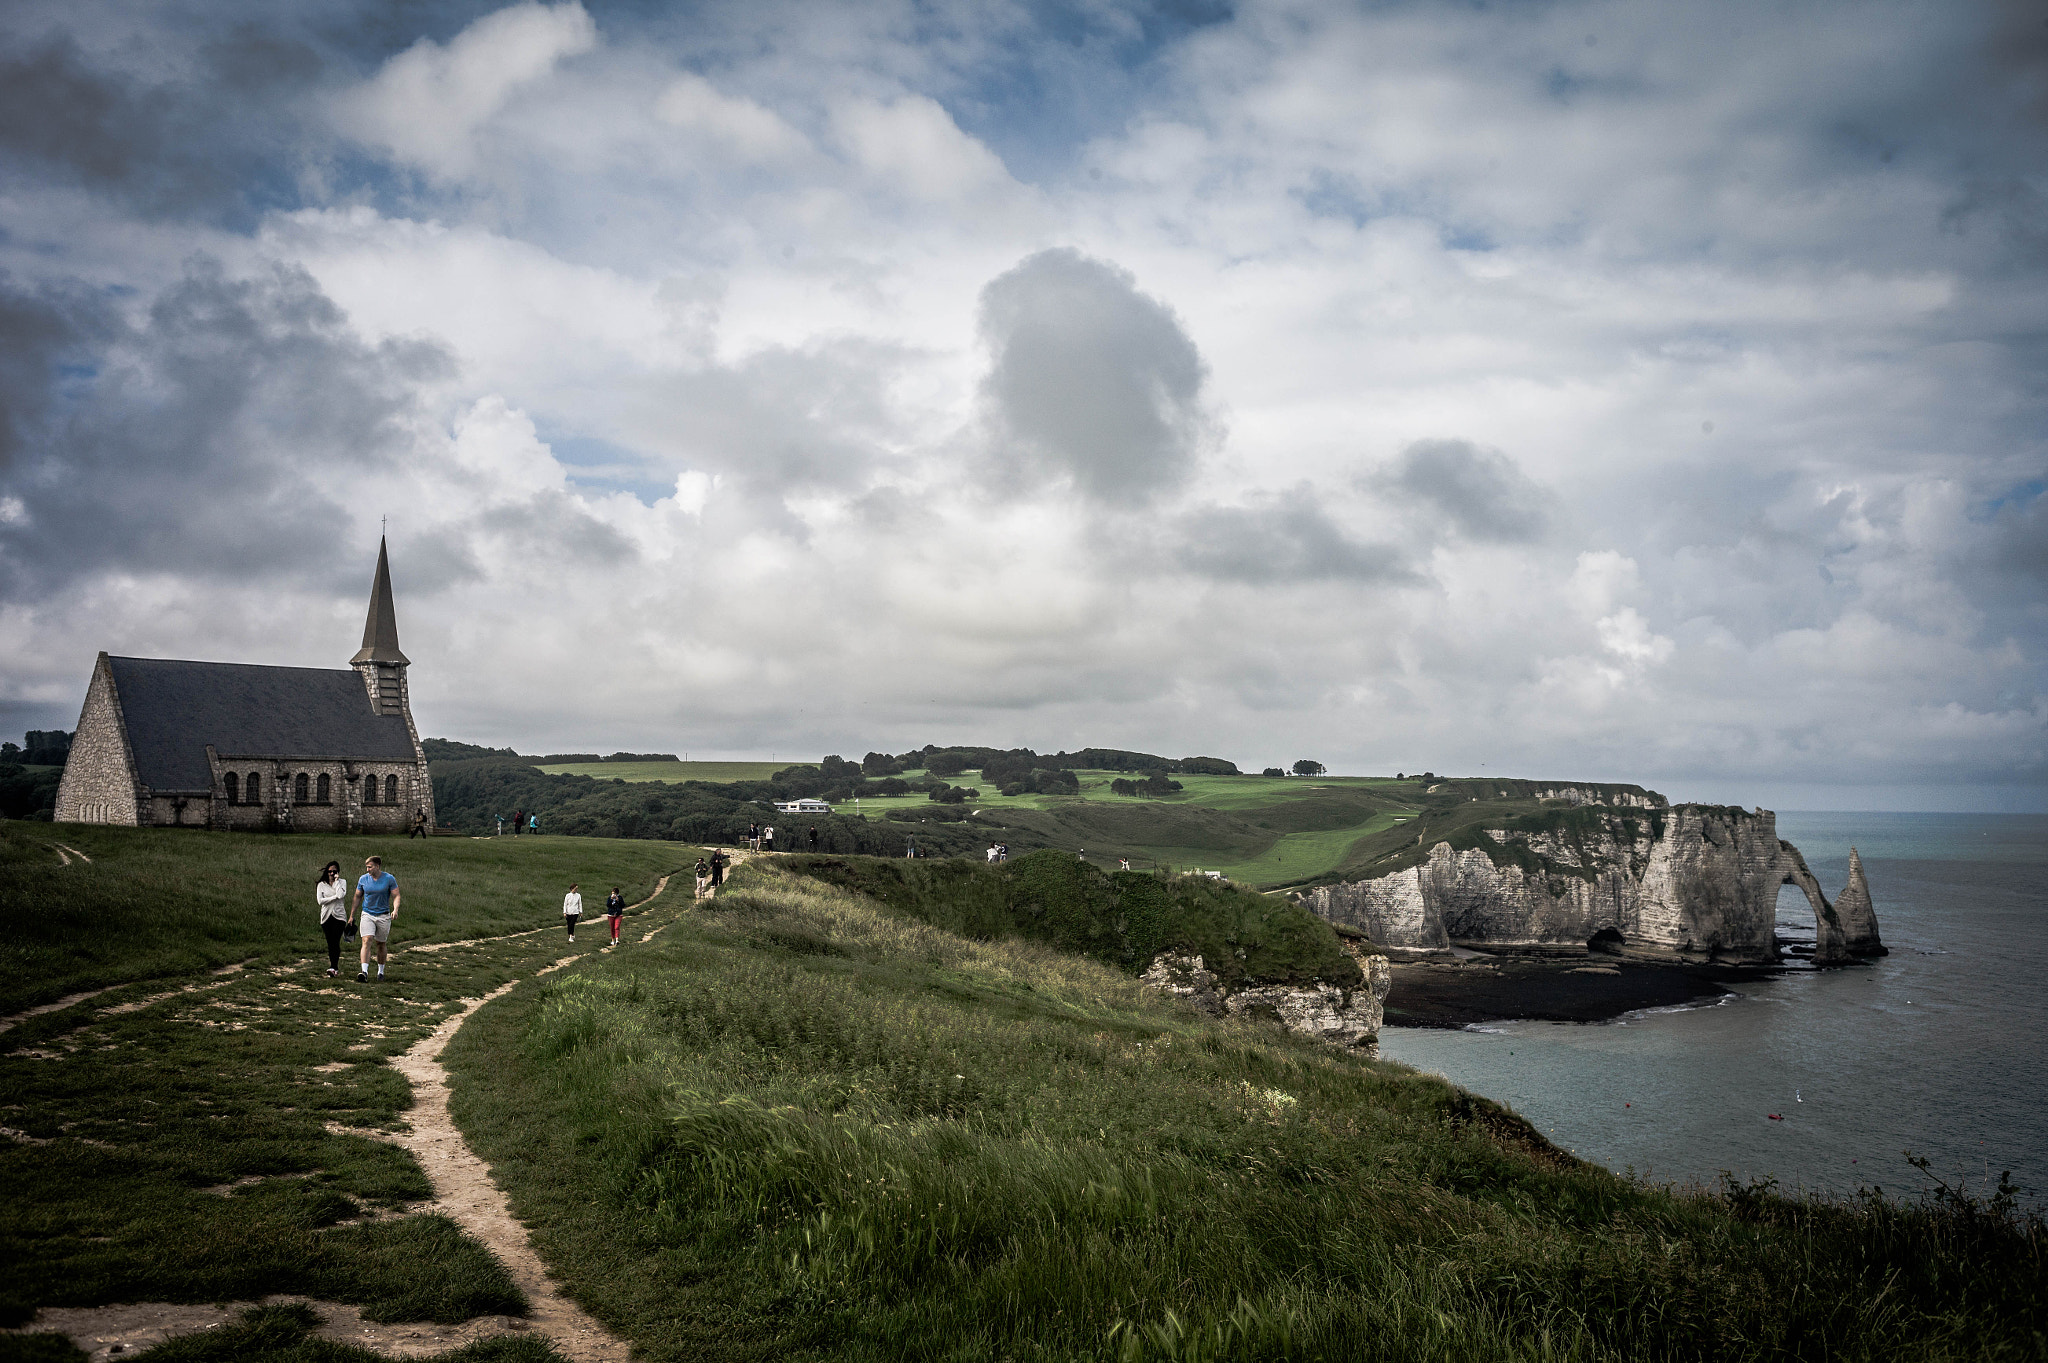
[1301,806,1885,966]
[1141,948,1393,1048]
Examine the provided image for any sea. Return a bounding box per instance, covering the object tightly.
[1377,812,2048,1208]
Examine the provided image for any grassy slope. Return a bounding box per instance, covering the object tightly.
[860,774,1426,886]
[0,823,695,1342]
[445,858,2045,1363]
[775,850,1361,986]
[0,825,681,1015]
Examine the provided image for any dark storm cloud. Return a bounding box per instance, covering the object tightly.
[0,275,118,472]
[1381,439,1550,544]
[1175,487,1417,585]
[0,31,327,222]
[979,247,1208,501]
[0,259,452,597]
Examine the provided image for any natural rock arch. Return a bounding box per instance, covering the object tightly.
[1772,843,1885,966]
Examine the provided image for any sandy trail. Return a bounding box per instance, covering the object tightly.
[0,988,117,1035]
[375,980,631,1362]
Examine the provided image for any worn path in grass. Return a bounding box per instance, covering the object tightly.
[0,830,706,1362]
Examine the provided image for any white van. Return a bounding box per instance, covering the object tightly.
[774,798,832,814]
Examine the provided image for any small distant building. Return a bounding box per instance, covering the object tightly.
[54,539,433,833]
[774,798,832,814]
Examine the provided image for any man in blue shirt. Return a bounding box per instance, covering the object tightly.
[352,855,402,984]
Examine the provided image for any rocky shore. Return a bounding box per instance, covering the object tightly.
[1381,955,1770,1029]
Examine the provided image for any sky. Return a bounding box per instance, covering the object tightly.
[1,0,2043,810]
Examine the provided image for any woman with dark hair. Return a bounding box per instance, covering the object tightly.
[605,887,625,945]
[316,861,352,977]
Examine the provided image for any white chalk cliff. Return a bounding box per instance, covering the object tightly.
[1140,948,1393,1048]
[1299,806,1883,966]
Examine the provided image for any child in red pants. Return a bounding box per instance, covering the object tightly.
[606,887,625,945]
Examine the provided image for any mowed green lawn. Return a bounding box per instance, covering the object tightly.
[534,760,796,783]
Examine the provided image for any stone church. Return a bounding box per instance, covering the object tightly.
[55,540,434,833]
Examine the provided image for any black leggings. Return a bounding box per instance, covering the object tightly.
[322,917,347,970]
[564,913,579,938]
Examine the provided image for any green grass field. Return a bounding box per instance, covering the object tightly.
[534,760,796,783]
[3,828,2042,1361]
[856,773,1423,888]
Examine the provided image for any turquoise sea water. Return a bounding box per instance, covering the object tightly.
[1378,812,2048,1206]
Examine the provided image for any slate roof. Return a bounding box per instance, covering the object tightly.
[107,656,418,792]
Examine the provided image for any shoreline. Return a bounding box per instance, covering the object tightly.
[1382,956,1780,1029]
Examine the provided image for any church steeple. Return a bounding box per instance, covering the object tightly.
[351,537,410,667]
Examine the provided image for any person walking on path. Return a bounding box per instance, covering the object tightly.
[605,887,625,945]
[748,821,760,851]
[709,849,728,889]
[353,856,400,983]
[529,813,540,836]
[317,861,351,978]
[563,883,583,941]
[807,825,819,851]
[511,808,524,837]
[693,856,710,900]
[495,814,504,837]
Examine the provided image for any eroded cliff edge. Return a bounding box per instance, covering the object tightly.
[1299,804,1884,966]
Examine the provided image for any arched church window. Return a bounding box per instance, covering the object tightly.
[362,775,376,805]
[295,773,309,803]
[385,774,399,804]
[317,773,331,804]
[224,772,238,804]
[246,772,261,803]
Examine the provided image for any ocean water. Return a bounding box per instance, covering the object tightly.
[1377,812,2048,1207]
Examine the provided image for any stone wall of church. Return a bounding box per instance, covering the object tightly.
[55,655,142,826]
[205,756,426,834]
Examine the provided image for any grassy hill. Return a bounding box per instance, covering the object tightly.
[445,855,2045,1361]
[2,826,2040,1361]
[424,753,1679,891]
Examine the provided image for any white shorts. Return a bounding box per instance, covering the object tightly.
[360,913,392,942]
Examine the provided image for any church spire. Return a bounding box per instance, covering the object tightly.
[351,537,410,666]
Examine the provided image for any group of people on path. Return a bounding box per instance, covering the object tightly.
[745,823,777,852]
[560,884,627,943]
[314,856,651,980]
[985,842,1010,863]
[694,849,730,899]
[315,856,402,983]
[495,810,541,836]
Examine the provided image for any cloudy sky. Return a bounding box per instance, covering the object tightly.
[2,0,2043,809]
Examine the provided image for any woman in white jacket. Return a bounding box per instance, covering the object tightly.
[563,883,582,941]
[316,861,352,977]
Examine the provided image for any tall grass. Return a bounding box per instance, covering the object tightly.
[447,861,2044,1361]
